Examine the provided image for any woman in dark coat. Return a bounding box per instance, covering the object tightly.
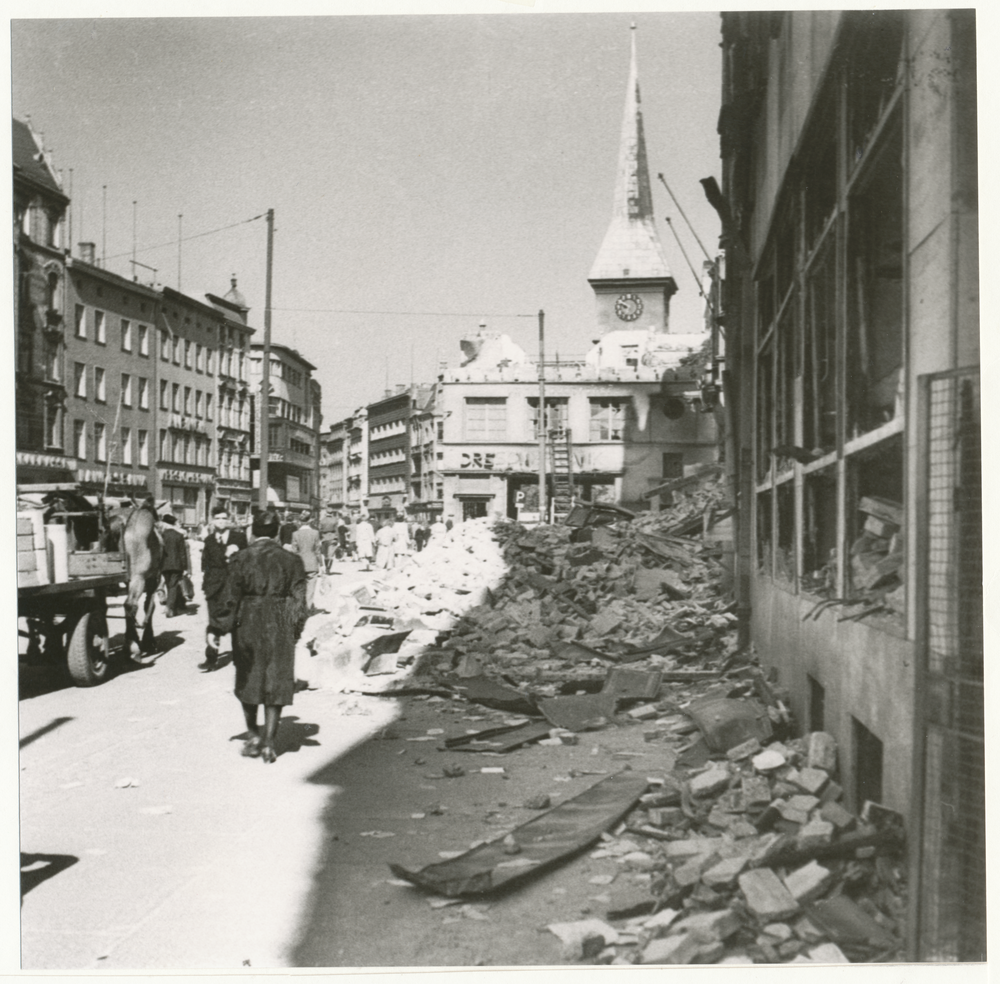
[216,508,307,763]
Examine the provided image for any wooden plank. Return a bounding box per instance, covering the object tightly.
[67,552,126,578]
[858,496,903,526]
[389,771,648,897]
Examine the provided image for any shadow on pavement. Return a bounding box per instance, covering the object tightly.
[19,716,74,749]
[277,716,321,756]
[21,853,78,899]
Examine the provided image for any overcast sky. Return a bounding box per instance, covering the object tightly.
[12,11,724,419]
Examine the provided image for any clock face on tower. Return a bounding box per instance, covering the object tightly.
[615,293,643,322]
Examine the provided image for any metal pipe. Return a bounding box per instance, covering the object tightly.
[537,309,547,524]
[658,172,712,263]
[259,208,274,511]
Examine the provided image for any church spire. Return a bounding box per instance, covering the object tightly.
[588,25,676,333]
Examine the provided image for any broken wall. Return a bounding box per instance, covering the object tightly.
[751,580,913,816]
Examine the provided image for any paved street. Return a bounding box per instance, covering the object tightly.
[18,567,399,970]
[19,563,673,971]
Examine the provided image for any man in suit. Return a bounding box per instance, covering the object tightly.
[201,504,247,671]
[291,509,323,609]
[160,514,189,617]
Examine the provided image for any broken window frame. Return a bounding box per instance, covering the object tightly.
[750,24,907,622]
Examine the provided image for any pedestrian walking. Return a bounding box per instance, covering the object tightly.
[355,514,375,571]
[160,514,189,618]
[336,513,349,560]
[215,508,308,764]
[413,519,430,552]
[279,509,298,550]
[392,512,411,561]
[374,518,395,570]
[429,516,446,542]
[201,504,247,671]
[318,505,339,572]
[291,510,323,608]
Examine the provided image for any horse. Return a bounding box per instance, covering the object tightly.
[118,498,164,657]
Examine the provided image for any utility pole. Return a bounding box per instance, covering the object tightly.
[537,309,547,524]
[258,208,274,512]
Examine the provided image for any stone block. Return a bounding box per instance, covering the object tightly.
[726,737,762,761]
[819,801,855,831]
[794,767,830,796]
[692,941,725,963]
[796,818,835,849]
[793,915,826,943]
[786,794,820,814]
[664,837,724,859]
[647,807,684,827]
[808,942,850,963]
[672,907,741,942]
[778,938,805,959]
[761,922,793,943]
[738,868,800,922]
[642,907,680,931]
[776,801,811,825]
[627,703,660,721]
[742,776,773,808]
[783,861,835,904]
[752,749,786,772]
[641,932,700,965]
[673,852,719,887]
[702,856,748,889]
[819,780,843,805]
[689,766,731,798]
[807,732,837,772]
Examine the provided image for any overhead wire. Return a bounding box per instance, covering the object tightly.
[103,212,267,262]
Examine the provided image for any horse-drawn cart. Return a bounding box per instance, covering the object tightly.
[17,488,130,687]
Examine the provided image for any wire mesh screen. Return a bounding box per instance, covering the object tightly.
[914,367,984,961]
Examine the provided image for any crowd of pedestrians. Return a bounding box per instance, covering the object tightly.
[153,504,453,763]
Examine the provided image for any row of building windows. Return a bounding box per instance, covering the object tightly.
[270,396,311,426]
[73,306,151,356]
[72,364,151,409]
[462,396,631,442]
[159,430,212,468]
[71,420,150,465]
[158,379,214,419]
[249,357,305,389]
[219,395,249,430]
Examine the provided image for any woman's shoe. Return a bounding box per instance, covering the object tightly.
[259,744,277,764]
[241,737,262,757]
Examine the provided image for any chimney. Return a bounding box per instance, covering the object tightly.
[384,390,393,399]
[78,242,96,265]
[395,384,406,395]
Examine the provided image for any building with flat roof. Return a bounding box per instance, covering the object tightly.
[249,343,321,513]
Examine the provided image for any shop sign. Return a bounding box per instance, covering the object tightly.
[451,446,623,473]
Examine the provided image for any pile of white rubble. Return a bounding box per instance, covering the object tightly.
[296,518,507,692]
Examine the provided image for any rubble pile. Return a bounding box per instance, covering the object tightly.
[584,729,907,965]
[292,481,906,965]
[849,497,904,615]
[296,519,507,690]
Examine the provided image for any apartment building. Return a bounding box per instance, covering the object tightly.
[13,116,75,485]
[319,418,348,511]
[205,279,254,521]
[249,343,321,513]
[64,248,160,496]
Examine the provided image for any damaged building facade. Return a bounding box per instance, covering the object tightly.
[717,10,981,959]
[437,28,717,523]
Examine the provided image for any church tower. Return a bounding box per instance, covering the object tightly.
[588,26,677,335]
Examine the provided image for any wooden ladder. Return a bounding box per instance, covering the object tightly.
[549,427,574,522]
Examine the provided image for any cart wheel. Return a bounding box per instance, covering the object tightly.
[66,611,111,686]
